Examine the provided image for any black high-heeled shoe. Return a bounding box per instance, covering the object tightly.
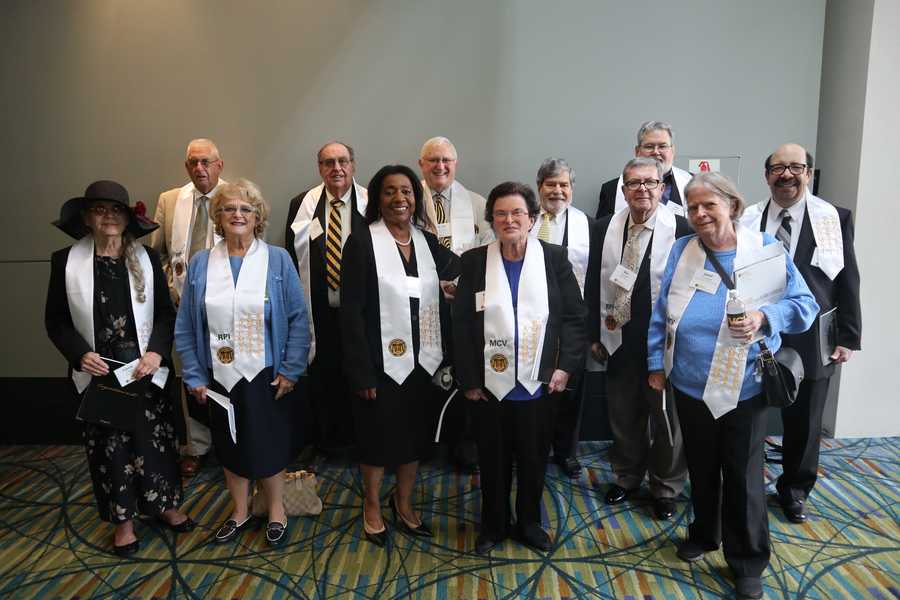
[362,506,388,547]
[389,495,433,538]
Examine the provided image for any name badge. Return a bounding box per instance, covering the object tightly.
[436,223,451,238]
[690,269,721,294]
[309,219,323,240]
[610,264,638,292]
[475,291,485,312]
[810,248,820,268]
[406,276,421,298]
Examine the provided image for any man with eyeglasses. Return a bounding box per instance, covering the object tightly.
[418,136,492,473]
[285,141,368,460]
[595,121,692,219]
[741,143,861,525]
[150,138,227,477]
[585,157,691,520]
[528,158,593,479]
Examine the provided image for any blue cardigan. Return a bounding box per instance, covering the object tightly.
[175,243,310,390]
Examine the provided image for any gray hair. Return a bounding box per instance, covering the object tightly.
[536,157,575,190]
[210,178,270,238]
[684,172,746,221]
[420,136,458,160]
[185,138,221,160]
[622,157,664,181]
[317,140,355,163]
[636,120,674,146]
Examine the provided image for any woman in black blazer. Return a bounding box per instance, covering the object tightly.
[453,181,586,554]
[45,181,193,557]
[340,165,459,546]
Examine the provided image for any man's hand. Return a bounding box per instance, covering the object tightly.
[831,346,853,364]
[80,352,109,376]
[590,342,608,363]
[271,374,296,400]
[133,351,162,379]
[189,385,208,404]
[548,369,570,393]
[464,388,489,402]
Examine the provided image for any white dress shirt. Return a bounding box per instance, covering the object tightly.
[764,194,806,258]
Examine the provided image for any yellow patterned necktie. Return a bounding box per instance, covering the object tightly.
[325,199,344,290]
[434,193,451,248]
[537,212,553,242]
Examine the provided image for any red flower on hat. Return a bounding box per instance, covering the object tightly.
[134,201,147,217]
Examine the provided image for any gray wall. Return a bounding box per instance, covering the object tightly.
[2,0,825,377]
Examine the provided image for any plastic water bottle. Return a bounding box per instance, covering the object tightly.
[726,290,746,326]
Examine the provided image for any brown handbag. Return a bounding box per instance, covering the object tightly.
[251,470,323,517]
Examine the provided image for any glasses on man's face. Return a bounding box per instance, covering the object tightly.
[424,157,456,166]
[493,209,529,220]
[623,179,662,191]
[187,158,217,168]
[219,205,256,216]
[767,163,808,176]
[639,143,672,152]
[88,204,127,216]
[319,157,352,169]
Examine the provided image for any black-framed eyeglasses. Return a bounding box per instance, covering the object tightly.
[767,163,808,176]
[318,157,352,168]
[623,179,662,191]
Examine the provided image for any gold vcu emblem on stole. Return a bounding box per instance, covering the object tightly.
[388,338,407,357]
[217,346,235,364]
[174,261,185,277]
[490,353,508,373]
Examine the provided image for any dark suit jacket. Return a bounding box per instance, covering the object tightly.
[45,244,177,374]
[453,241,587,394]
[340,226,460,392]
[757,201,861,380]
[584,213,692,369]
[285,186,366,343]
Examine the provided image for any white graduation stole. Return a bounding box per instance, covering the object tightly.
[483,239,549,400]
[599,204,677,357]
[205,238,268,391]
[371,220,442,384]
[565,207,591,296]
[741,191,844,280]
[664,225,764,418]
[423,180,477,254]
[170,181,225,296]
[65,236,155,393]
[614,167,690,217]
[290,181,368,363]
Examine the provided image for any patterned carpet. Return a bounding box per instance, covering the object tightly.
[0,438,897,599]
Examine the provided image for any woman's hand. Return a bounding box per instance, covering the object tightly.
[80,352,109,376]
[464,388,488,402]
[548,369,570,393]
[648,371,666,392]
[133,351,162,379]
[189,385,208,404]
[728,309,766,342]
[356,387,377,400]
[439,280,457,301]
[590,342,608,363]
[271,374,296,400]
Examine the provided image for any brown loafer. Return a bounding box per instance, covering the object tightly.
[180,455,203,478]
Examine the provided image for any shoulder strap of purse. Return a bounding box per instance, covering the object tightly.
[698,240,735,290]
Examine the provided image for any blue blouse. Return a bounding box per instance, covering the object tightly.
[502,256,543,401]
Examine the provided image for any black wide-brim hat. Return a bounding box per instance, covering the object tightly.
[53,180,159,240]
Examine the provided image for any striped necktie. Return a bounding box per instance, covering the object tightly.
[537,212,553,242]
[434,193,451,248]
[776,208,792,253]
[325,199,344,290]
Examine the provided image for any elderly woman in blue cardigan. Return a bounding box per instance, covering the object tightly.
[175,179,309,547]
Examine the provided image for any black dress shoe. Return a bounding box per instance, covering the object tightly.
[112,538,139,557]
[266,520,288,546]
[516,524,551,553]
[653,498,675,520]
[779,496,807,523]
[735,576,764,599]
[389,496,433,538]
[555,455,582,479]
[604,484,635,505]
[157,515,196,533]
[676,539,717,562]
[214,516,252,544]
[475,533,501,554]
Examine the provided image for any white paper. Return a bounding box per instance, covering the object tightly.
[206,389,237,444]
[475,291,485,312]
[734,253,787,311]
[309,219,323,240]
[610,264,638,292]
[406,276,421,298]
[113,360,170,390]
[152,367,170,389]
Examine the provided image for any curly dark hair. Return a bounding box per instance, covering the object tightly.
[364,164,428,228]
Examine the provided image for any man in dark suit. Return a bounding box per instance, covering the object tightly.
[530,158,593,478]
[742,143,861,524]
[284,141,368,456]
[585,157,691,520]
[595,121,692,219]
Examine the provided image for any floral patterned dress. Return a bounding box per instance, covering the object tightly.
[83,255,182,523]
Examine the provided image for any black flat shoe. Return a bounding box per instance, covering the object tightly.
[653,498,675,521]
[475,533,501,555]
[389,496,433,538]
[516,524,551,553]
[158,515,196,533]
[214,516,252,544]
[266,520,288,546]
[112,538,139,557]
[735,576,764,599]
[778,495,807,523]
[604,484,636,505]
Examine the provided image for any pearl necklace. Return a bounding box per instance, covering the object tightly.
[393,234,412,246]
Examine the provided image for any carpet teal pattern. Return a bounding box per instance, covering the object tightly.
[0,438,897,599]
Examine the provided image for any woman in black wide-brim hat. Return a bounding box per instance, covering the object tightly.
[44,180,194,557]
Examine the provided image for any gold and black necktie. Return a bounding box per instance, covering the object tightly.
[434,193,451,248]
[325,199,344,290]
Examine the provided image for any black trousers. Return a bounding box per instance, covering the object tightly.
[472,394,553,539]
[308,306,356,449]
[777,377,831,502]
[550,371,584,460]
[675,388,770,578]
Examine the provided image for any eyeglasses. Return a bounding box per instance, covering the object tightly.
[88,204,127,216]
[493,209,530,220]
[639,143,672,152]
[623,179,662,191]
[423,157,456,165]
[318,157,352,168]
[767,163,808,176]
[218,205,256,216]
[186,158,218,168]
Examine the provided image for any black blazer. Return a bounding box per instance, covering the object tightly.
[45,244,176,374]
[584,213,692,368]
[452,240,587,394]
[757,201,861,380]
[340,226,460,392]
[595,176,620,219]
